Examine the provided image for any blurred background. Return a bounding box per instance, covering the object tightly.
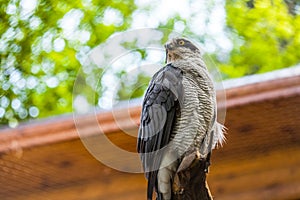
[1,1,300,200]
[1,0,300,127]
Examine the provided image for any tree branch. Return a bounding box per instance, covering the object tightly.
[172,157,213,200]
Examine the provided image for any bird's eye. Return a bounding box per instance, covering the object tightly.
[178,40,185,45]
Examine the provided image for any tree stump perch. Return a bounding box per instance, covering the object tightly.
[171,157,213,200]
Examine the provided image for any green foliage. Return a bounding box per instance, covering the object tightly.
[1,0,300,127]
[222,0,300,78]
[117,71,151,100]
[0,0,136,127]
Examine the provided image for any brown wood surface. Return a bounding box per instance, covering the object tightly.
[0,75,300,200]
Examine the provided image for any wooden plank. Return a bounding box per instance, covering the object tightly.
[0,138,146,200]
[209,146,300,200]
[1,133,300,200]
[1,139,299,200]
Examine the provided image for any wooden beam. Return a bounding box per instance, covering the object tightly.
[0,73,299,149]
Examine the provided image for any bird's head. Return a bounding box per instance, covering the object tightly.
[164,37,201,63]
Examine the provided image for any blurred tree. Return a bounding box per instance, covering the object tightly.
[1,0,300,127]
[117,70,151,100]
[222,0,300,78]
[0,0,136,127]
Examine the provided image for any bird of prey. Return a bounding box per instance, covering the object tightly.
[137,37,225,200]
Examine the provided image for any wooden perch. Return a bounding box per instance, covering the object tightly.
[172,156,213,200]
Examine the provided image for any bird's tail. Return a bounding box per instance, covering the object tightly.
[147,171,158,200]
[147,180,153,200]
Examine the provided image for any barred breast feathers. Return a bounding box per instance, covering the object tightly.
[171,55,225,156]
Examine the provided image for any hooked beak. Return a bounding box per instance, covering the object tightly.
[165,48,168,63]
[164,43,173,63]
[164,43,174,51]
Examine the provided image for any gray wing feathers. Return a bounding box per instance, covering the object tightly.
[137,64,183,199]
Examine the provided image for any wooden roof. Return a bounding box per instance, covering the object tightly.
[0,66,300,200]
